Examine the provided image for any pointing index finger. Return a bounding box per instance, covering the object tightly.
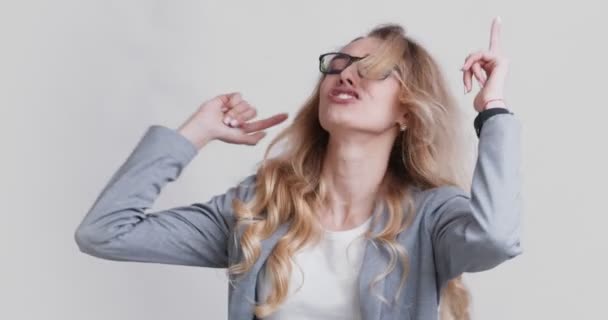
[489,16,502,53]
[240,113,289,133]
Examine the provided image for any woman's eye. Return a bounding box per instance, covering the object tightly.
[329,57,348,70]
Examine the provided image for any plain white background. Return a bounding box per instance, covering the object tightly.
[1,0,606,319]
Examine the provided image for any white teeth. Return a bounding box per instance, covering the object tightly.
[337,93,354,99]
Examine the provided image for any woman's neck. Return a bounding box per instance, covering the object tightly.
[319,132,394,229]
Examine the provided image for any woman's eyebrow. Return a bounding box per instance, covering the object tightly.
[348,36,365,43]
[339,51,369,58]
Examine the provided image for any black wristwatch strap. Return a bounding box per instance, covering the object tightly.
[474,107,513,137]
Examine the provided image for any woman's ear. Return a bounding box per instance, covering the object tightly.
[396,110,409,126]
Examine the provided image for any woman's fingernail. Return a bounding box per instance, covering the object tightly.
[230,119,239,127]
[224,117,232,125]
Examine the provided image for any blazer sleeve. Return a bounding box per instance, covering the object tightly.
[427,113,524,283]
[74,124,256,268]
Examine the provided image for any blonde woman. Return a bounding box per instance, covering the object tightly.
[75,16,522,320]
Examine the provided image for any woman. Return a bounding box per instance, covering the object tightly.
[75,16,522,320]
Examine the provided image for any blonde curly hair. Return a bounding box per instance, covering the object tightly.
[227,23,474,320]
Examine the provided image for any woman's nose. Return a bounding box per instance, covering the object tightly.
[338,64,359,86]
[339,77,354,86]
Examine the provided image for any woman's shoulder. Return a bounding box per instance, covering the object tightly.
[231,173,259,199]
[208,173,259,205]
[239,172,258,187]
[411,184,469,202]
[408,184,470,220]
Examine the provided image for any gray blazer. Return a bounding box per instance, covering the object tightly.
[74,113,523,320]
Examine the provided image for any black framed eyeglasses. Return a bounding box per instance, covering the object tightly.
[318,52,394,80]
[319,52,366,74]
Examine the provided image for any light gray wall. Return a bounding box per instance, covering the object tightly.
[1,0,605,319]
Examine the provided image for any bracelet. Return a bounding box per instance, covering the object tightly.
[473,107,513,138]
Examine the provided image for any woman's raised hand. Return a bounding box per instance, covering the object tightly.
[461,16,510,112]
[177,92,289,150]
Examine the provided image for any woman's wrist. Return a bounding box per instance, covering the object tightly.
[177,125,214,151]
[481,98,508,111]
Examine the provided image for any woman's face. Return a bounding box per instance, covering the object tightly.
[318,37,405,136]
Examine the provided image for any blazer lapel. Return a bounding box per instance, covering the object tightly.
[229,221,291,320]
[358,204,389,320]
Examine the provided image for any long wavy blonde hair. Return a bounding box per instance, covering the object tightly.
[227,23,475,320]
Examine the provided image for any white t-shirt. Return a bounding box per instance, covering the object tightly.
[257,215,373,320]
